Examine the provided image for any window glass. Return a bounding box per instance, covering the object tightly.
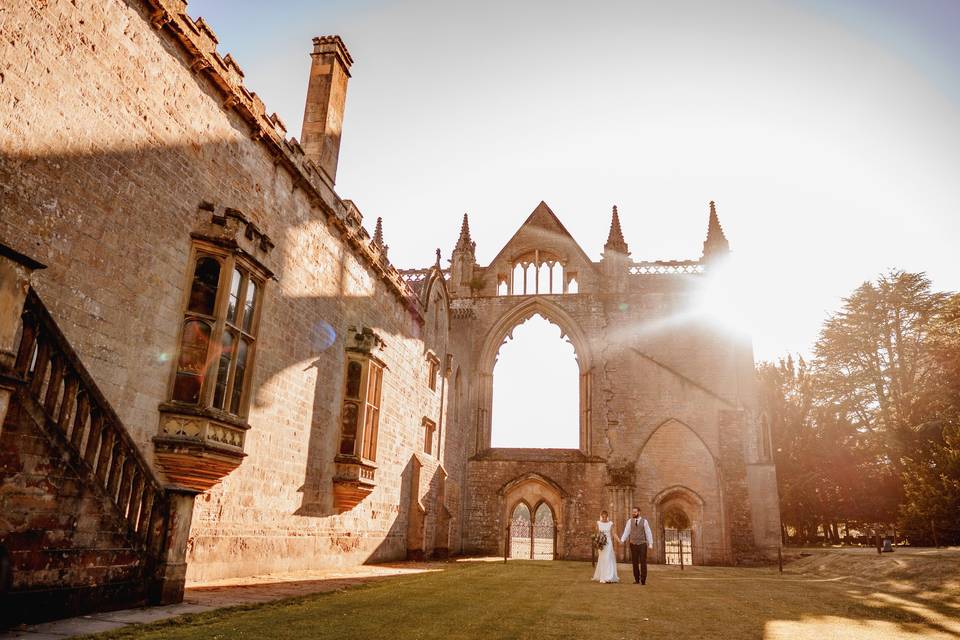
[213,331,234,410]
[227,268,242,324]
[346,361,362,398]
[339,402,359,455]
[173,319,211,403]
[361,364,383,461]
[229,338,249,415]
[188,257,221,316]
[242,280,258,332]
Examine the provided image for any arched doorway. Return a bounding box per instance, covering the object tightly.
[654,486,705,565]
[662,507,693,566]
[509,502,532,559]
[532,503,556,560]
[501,473,566,559]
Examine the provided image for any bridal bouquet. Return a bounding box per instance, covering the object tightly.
[591,531,608,550]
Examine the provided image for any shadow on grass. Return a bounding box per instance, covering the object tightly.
[75,558,960,640]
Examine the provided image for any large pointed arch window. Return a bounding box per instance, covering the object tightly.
[491,314,579,448]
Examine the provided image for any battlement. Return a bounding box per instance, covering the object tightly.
[140,1,416,309]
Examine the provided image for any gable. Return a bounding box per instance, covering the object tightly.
[487,201,596,270]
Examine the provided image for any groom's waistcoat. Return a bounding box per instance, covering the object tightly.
[629,518,647,545]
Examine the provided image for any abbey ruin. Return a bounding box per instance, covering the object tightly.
[0,0,780,624]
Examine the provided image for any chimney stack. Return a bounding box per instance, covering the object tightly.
[301,35,353,186]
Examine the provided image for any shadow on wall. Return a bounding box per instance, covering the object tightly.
[0,140,456,568]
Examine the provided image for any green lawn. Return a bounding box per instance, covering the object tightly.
[83,557,959,639]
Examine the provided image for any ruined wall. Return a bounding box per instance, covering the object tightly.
[0,0,456,583]
[451,269,778,564]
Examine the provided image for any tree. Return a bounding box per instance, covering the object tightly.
[899,293,960,544]
[760,273,960,545]
[813,271,949,523]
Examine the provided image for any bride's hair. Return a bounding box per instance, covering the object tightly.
[600,510,608,518]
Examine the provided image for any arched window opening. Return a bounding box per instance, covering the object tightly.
[509,503,532,559]
[537,263,550,293]
[533,503,556,560]
[509,252,566,295]
[551,263,563,293]
[567,277,579,294]
[497,277,509,296]
[491,314,579,448]
[512,264,524,295]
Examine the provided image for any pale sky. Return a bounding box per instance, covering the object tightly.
[491,314,580,448]
[189,0,960,363]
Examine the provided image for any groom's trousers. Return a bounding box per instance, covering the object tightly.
[629,543,648,584]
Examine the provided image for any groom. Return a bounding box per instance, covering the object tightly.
[620,507,654,585]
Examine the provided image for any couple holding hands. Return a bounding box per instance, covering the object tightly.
[591,507,654,585]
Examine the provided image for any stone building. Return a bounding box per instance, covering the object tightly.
[0,0,779,626]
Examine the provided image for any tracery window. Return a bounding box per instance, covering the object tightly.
[170,247,264,418]
[509,251,567,295]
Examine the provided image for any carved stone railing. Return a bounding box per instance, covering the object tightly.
[628,260,705,275]
[398,267,450,284]
[12,290,169,552]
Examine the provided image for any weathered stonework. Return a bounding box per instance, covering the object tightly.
[0,0,780,625]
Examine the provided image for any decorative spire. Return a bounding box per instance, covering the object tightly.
[370,217,388,259]
[701,200,730,260]
[603,205,629,255]
[435,247,442,267]
[454,212,476,254]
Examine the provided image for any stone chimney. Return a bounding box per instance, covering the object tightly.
[301,35,353,186]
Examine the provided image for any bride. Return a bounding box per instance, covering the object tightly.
[591,510,620,583]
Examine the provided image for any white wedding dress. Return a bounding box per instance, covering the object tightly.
[591,521,619,583]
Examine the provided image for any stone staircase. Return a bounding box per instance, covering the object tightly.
[0,289,175,627]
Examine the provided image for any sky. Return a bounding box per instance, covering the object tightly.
[491,315,580,448]
[188,0,960,363]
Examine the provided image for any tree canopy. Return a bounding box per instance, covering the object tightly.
[759,271,960,545]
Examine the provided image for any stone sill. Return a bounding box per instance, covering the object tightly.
[472,448,603,463]
[158,402,251,430]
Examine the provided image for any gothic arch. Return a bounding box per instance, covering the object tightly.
[499,471,569,499]
[637,418,719,464]
[499,472,566,559]
[637,419,727,565]
[477,298,594,453]
[652,485,705,566]
[479,297,592,372]
[422,268,450,357]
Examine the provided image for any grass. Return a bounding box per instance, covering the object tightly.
[81,554,960,640]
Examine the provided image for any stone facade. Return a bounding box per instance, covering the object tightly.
[445,202,781,564]
[0,0,780,624]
